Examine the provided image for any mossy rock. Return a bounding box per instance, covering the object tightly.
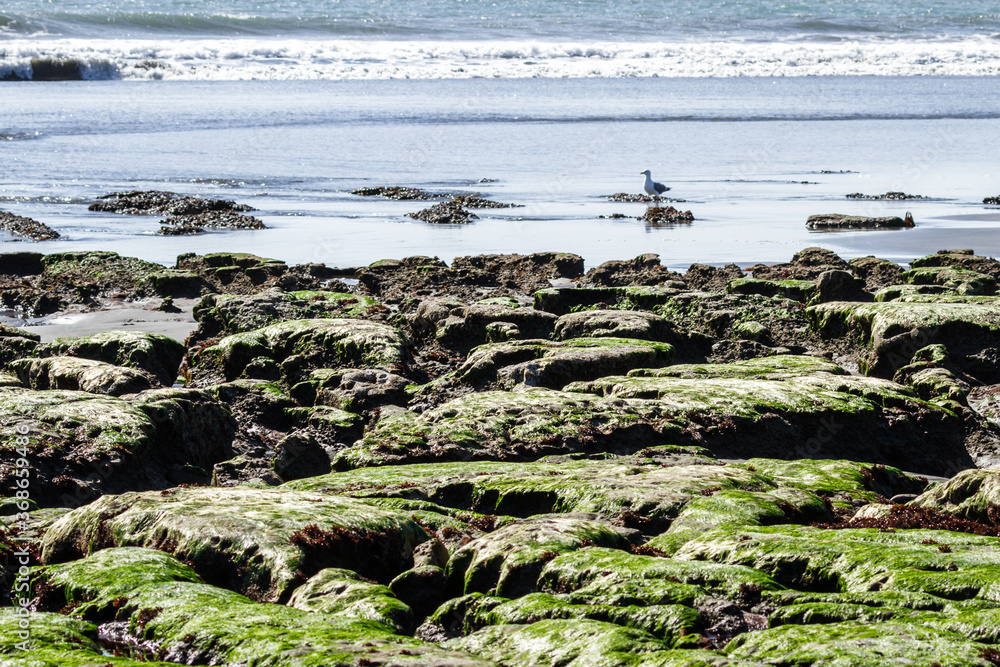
[418,301,559,353]
[40,251,168,298]
[187,318,411,386]
[334,388,685,470]
[553,309,684,343]
[567,356,970,474]
[30,547,488,666]
[189,288,383,346]
[40,486,432,602]
[726,618,1000,666]
[9,356,154,396]
[675,524,1000,602]
[533,285,684,316]
[726,278,815,303]
[903,266,997,296]
[288,567,413,633]
[0,324,39,366]
[443,618,675,666]
[37,329,186,387]
[807,300,1000,381]
[446,514,631,598]
[0,387,157,506]
[0,607,177,666]
[538,547,783,603]
[911,468,1000,525]
[455,337,676,390]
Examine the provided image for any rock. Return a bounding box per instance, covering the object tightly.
[351,186,445,200]
[446,515,631,598]
[157,222,206,235]
[408,201,479,224]
[910,250,1000,281]
[751,247,851,280]
[0,251,45,276]
[88,190,254,215]
[452,337,676,390]
[727,277,815,302]
[553,309,684,344]
[186,318,411,387]
[607,192,682,203]
[684,263,746,292]
[581,254,686,288]
[160,210,267,230]
[847,255,905,291]
[32,547,486,666]
[188,288,378,347]
[9,356,155,396]
[806,213,913,230]
[295,367,412,412]
[910,468,1000,526]
[845,191,929,200]
[40,486,434,601]
[638,206,694,224]
[0,324,40,365]
[985,196,1000,205]
[36,329,186,387]
[390,565,448,621]
[289,567,414,633]
[451,194,521,209]
[0,209,60,241]
[272,431,332,481]
[902,265,996,295]
[810,269,873,304]
[175,252,294,294]
[450,253,585,289]
[410,299,558,354]
[807,298,1000,383]
[533,285,685,316]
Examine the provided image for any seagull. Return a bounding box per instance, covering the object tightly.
[640,170,670,198]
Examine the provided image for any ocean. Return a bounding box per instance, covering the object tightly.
[1,0,999,270]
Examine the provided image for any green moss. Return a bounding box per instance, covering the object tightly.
[40,486,432,602]
[287,567,413,633]
[726,278,815,302]
[911,468,1000,525]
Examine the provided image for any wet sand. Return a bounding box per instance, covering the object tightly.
[5,298,199,343]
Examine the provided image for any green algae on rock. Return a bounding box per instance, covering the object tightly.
[31,547,489,667]
[911,468,1000,525]
[288,567,414,633]
[446,514,631,598]
[36,329,186,387]
[188,288,379,346]
[9,356,154,396]
[186,318,411,386]
[453,337,676,391]
[0,324,39,366]
[40,486,433,602]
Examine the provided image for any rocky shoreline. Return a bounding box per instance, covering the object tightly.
[3,246,1000,666]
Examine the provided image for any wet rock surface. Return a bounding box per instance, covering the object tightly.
[88,190,255,215]
[845,191,930,200]
[0,209,60,241]
[7,246,1000,666]
[807,213,915,230]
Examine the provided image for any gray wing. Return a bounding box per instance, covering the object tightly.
[654,182,670,194]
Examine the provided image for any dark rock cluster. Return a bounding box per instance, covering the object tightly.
[0,210,60,242]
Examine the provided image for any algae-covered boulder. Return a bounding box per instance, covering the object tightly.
[291,367,411,413]
[37,329,186,387]
[288,567,414,633]
[31,547,489,666]
[533,285,684,316]
[848,255,905,291]
[910,249,1000,280]
[9,356,154,396]
[40,486,432,602]
[333,388,682,469]
[0,387,156,506]
[581,254,687,288]
[410,299,558,353]
[446,514,631,598]
[0,324,39,366]
[808,299,1000,382]
[675,524,1000,602]
[554,309,684,343]
[444,618,676,666]
[453,337,675,390]
[186,318,411,386]
[751,247,850,280]
[726,277,815,303]
[911,468,1000,525]
[568,355,974,474]
[188,288,377,346]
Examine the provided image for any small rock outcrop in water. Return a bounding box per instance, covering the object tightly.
[806,212,915,230]
[639,206,694,224]
[845,191,929,200]
[0,210,60,241]
[159,210,267,232]
[351,186,447,200]
[607,193,686,203]
[408,201,479,224]
[985,196,1000,205]
[88,190,254,215]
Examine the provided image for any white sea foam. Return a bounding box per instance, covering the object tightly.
[3,36,1000,80]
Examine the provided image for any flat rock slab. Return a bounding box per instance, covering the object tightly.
[40,486,433,602]
[806,213,913,230]
[36,329,186,387]
[0,209,60,241]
